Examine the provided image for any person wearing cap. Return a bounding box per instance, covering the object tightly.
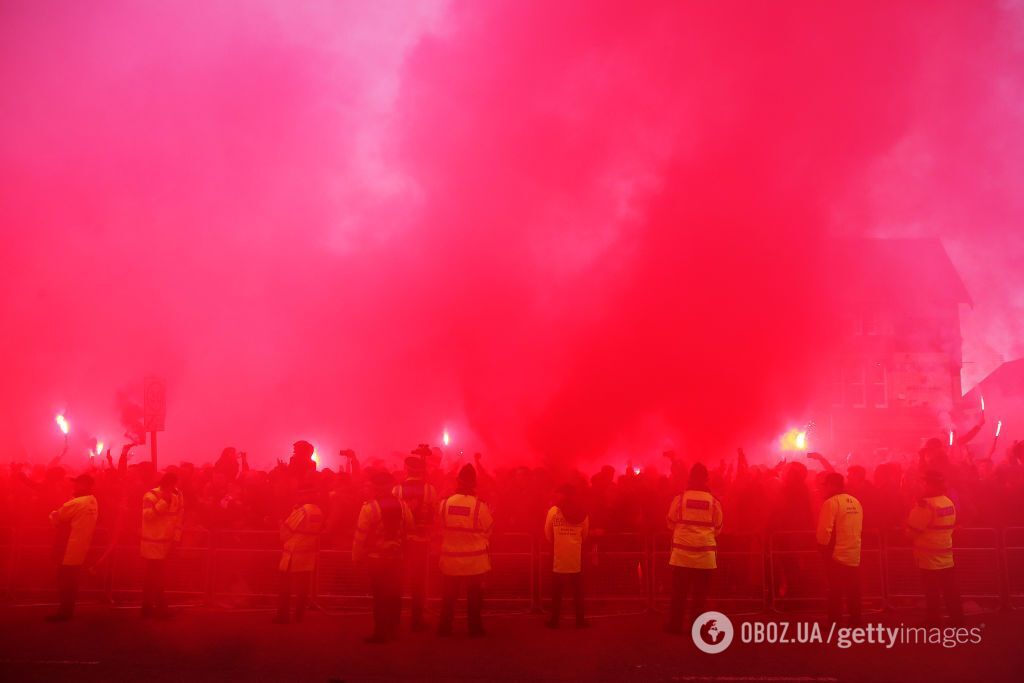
[663,463,723,634]
[907,470,963,625]
[274,483,324,624]
[815,472,864,624]
[140,471,185,618]
[543,484,590,629]
[393,454,438,631]
[353,470,414,643]
[437,464,493,637]
[46,473,99,621]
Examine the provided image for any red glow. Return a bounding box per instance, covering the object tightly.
[0,2,1020,469]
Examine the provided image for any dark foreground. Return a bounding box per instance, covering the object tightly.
[0,605,1021,683]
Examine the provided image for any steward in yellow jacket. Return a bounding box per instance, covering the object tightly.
[816,472,864,624]
[274,485,324,624]
[354,471,414,643]
[437,464,493,637]
[543,484,590,629]
[663,463,722,634]
[907,469,963,625]
[47,473,99,621]
[141,472,185,618]
[393,454,438,630]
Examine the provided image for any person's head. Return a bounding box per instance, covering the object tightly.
[404,456,426,479]
[687,462,709,490]
[847,465,867,486]
[293,440,314,459]
[821,472,845,498]
[457,464,477,492]
[923,470,946,496]
[556,483,576,505]
[72,473,94,497]
[219,447,237,462]
[159,471,178,492]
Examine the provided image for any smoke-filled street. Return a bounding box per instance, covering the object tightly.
[2,1,1023,681]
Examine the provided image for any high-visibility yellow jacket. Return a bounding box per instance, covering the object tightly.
[353,496,414,562]
[439,494,493,576]
[141,488,184,560]
[49,495,99,566]
[393,479,438,543]
[543,506,589,574]
[279,503,324,573]
[666,490,723,569]
[907,495,956,570]
[816,493,864,567]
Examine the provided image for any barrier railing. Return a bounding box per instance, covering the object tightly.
[650,532,767,612]
[882,527,1002,604]
[767,530,885,611]
[4,525,1021,613]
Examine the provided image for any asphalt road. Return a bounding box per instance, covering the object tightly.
[0,605,1020,682]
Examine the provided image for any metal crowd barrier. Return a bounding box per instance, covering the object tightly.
[768,530,885,610]
[651,532,767,612]
[882,527,1003,605]
[2,525,1021,613]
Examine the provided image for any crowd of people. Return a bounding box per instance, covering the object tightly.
[2,429,1022,639]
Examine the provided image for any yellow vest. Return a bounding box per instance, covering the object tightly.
[439,494,493,576]
[544,506,589,574]
[667,490,722,569]
[393,479,438,543]
[816,493,863,567]
[141,488,184,560]
[907,495,956,570]
[352,497,414,561]
[279,503,324,573]
[50,495,98,566]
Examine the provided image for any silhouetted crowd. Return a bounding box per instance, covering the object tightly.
[3,436,1023,544]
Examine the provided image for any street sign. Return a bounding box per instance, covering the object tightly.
[143,375,166,432]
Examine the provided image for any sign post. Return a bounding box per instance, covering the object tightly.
[143,376,167,469]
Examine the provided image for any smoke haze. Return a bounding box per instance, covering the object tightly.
[1,0,1022,468]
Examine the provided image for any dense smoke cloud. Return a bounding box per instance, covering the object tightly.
[1,1,1021,467]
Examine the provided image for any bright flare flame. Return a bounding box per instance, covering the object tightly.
[96,440,104,455]
[632,466,641,475]
[780,428,808,452]
[949,429,955,446]
[311,450,319,464]
[996,420,1003,437]
[442,429,450,447]
[980,395,986,411]
[55,414,69,435]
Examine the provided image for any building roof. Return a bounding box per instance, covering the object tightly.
[832,238,973,307]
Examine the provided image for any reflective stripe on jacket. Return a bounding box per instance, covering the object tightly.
[279,503,324,573]
[141,488,184,560]
[816,493,864,567]
[50,495,99,566]
[439,494,493,576]
[907,495,956,570]
[666,490,722,569]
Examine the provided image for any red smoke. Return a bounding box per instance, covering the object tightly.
[0,1,1021,468]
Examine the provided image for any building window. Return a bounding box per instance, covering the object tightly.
[844,361,866,408]
[867,361,888,408]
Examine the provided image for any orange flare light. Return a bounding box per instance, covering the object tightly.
[949,430,954,446]
[996,420,1002,437]
[780,428,808,452]
[442,429,450,447]
[55,414,69,435]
